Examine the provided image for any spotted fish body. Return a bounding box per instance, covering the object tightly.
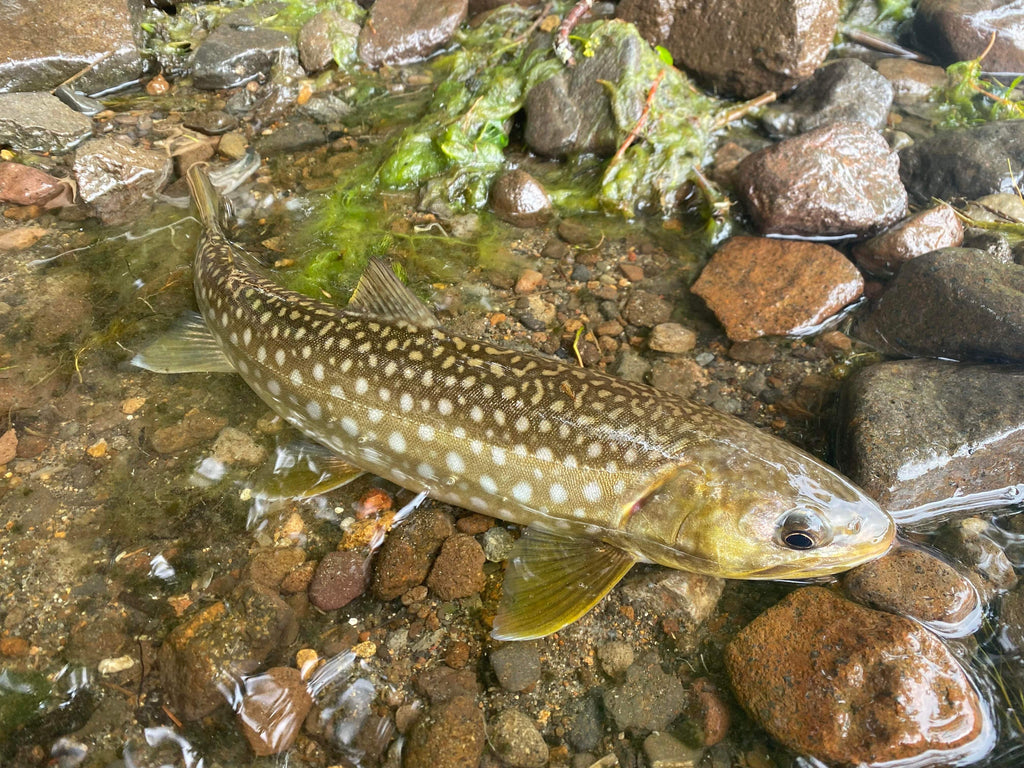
[136,167,894,639]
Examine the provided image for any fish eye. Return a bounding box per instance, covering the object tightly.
[777,510,829,550]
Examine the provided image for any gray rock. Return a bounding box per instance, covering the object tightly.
[875,58,948,105]
[73,136,172,225]
[567,694,604,752]
[762,58,894,137]
[603,654,685,732]
[617,0,839,98]
[490,170,551,228]
[838,359,1024,513]
[900,120,1024,204]
[0,0,145,93]
[857,248,1024,362]
[999,583,1024,650]
[299,9,362,72]
[489,708,549,768]
[622,290,672,328]
[358,0,468,68]
[0,92,93,154]
[299,93,354,124]
[934,518,1018,603]
[644,732,702,768]
[480,526,515,562]
[253,121,328,155]
[490,641,542,692]
[182,110,239,136]
[192,5,299,90]
[648,323,696,354]
[621,570,723,630]
[914,0,1024,72]
[736,120,907,237]
[597,641,634,678]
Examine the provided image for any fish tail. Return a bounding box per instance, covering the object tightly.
[185,164,224,233]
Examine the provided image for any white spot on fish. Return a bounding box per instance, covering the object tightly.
[355,378,369,395]
[331,384,345,398]
[417,463,436,480]
[307,401,322,419]
[368,408,383,423]
[536,447,553,461]
[514,416,529,432]
[257,347,267,363]
[400,393,413,412]
[480,475,497,494]
[313,363,325,381]
[583,482,602,502]
[243,328,252,346]
[446,452,465,473]
[438,398,453,416]
[550,483,568,504]
[267,379,281,396]
[290,370,303,387]
[491,446,506,466]
[470,406,483,423]
[388,432,406,453]
[417,424,435,442]
[511,481,533,503]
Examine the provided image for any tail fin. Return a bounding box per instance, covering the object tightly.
[185,164,223,232]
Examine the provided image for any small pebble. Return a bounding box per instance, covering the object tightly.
[597,641,634,678]
[481,526,515,562]
[649,323,697,354]
[489,708,549,768]
[491,642,542,692]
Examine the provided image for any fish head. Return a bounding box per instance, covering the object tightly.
[642,441,895,579]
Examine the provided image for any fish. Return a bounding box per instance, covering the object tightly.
[133,165,896,640]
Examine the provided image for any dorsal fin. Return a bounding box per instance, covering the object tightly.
[346,258,439,328]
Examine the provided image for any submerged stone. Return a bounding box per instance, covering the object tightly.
[934,518,1019,603]
[73,136,172,225]
[915,0,1024,72]
[727,587,989,766]
[403,695,486,768]
[852,204,963,276]
[236,666,312,756]
[192,5,298,90]
[839,359,1024,513]
[489,708,549,768]
[603,654,686,732]
[0,92,93,155]
[371,508,453,600]
[490,170,552,228]
[857,248,1024,362]
[358,0,468,68]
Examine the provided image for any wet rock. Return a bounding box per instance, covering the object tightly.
[159,585,295,720]
[0,429,16,465]
[617,0,839,98]
[359,0,468,68]
[842,546,979,633]
[491,170,552,227]
[852,204,964,276]
[236,666,312,756]
[425,534,486,600]
[481,526,515,562]
[838,359,1024,512]
[299,93,355,124]
[309,551,369,611]
[726,587,987,766]
[490,708,549,768]
[603,654,686,732]
[218,131,250,160]
[372,508,454,600]
[516,294,556,331]
[403,695,486,768]
[621,571,723,631]
[684,679,729,747]
[567,694,603,752]
[0,226,47,251]
[915,0,1024,72]
[727,339,775,364]
[73,136,172,225]
[857,248,1024,362]
[934,518,1018,603]
[150,408,228,454]
[0,92,93,154]
[182,110,239,137]
[67,607,127,665]
[644,732,702,768]
[648,323,696,354]
[254,121,327,155]
[490,642,542,692]
[597,641,634,678]
[615,347,652,383]
[762,58,893,137]
[1000,583,1024,650]
[299,9,362,72]
[736,121,907,237]
[0,0,144,93]
[900,121,1024,204]
[415,666,481,703]
[246,547,306,591]
[622,290,672,328]
[211,426,266,466]
[192,6,299,90]
[0,163,67,206]
[692,236,863,342]
[650,358,709,399]
[875,58,948,104]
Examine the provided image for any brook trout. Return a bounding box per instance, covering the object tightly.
[134,165,895,640]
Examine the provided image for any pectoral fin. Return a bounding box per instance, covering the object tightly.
[131,312,235,374]
[491,527,636,641]
[250,440,365,500]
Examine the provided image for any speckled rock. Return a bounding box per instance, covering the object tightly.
[643,732,702,768]
[622,290,672,328]
[736,121,907,237]
[603,654,686,732]
[762,58,893,137]
[359,0,468,68]
[490,708,549,768]
[150,409,228,454]
[192,5,299,90]
[842,546,979,635]
[212,427,266,466]
[838,359,1024,513]
[934,518,1018,603]
[246,547,306,591]
[857,248,1024,362]
[875,58,948,104]
[726,587,987,766]
[621,571,723,631]
[236,667,312,756]
[900,121,1024,204]
[490,642,542,692]
[415,665,481,703]
[491,170,552,228]
[0,93,93,155]
[852,204,964,276]
[617,0,839,98]
[309,550,369,611]
[914,0,1024,72]
[0,163,67,206]
[426,534,486,600]
[159,585,295,720]
[648,323,696,353]
[597,641,634,678]
[685,678,730,747]
[692,236,863,341]
[372,508,453,600]
[481,526,515,562]
[403,695,486,768]
[73,136,172,225]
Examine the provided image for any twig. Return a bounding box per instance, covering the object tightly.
[842,27,930,62]
[713,91,777,129]
[608,69,665,167]
[554,0,595,67]
[52,51,114,93]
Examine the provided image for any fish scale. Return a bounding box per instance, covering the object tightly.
[134,165,895,639]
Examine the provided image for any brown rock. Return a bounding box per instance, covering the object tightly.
[915,0,1024,72]
[246,547,306,590]
[726,587,987,766]
[359,0,468,68]
[692,236,863,341]
[649,357,709,398]
[514,268,545,294]
[685,678,730,747]
[736,121,907,237]
[403,695,486,768]
[426,534,486,600]
[648,323,696,353]
[617,0,839,98]
[73,136,173,225]
[372,508,454,600]
[0,428,16,465]
[236,667,312,756]
[853,204,964,276]
[308,550,369,611]
[0,162,66,206]
[875,58,947,104]
[416,665,481,703]
[622,289,672,327]
[0,226,46,251]
[935,517,1018,603]
[151,409,228,454]
[491,170,552,228]
[727,339,775,364]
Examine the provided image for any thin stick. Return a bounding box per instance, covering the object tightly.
[52,51,114,93]
[608,69,665,167]
[554,0,595,66]
[713,91,777,129]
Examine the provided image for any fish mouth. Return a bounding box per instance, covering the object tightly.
[740,519,897,580]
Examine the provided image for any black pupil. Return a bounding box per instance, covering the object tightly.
[783,530,816,550]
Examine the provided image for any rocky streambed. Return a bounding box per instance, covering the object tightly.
[1,1,1024,767]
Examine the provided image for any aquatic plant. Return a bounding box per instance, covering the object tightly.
[934,36,1024,128]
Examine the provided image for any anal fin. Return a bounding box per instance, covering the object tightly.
[132,312,235,374]
[491,527,636,641]
[250,439,365,501]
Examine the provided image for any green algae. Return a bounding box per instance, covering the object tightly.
[934,52,1024,128]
